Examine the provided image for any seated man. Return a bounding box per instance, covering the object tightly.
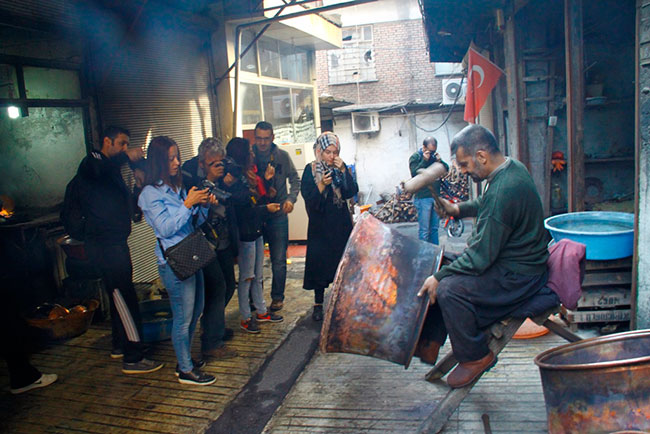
[416,124,553,388]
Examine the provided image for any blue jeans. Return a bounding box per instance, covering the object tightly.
[414,197,440,245]
[158,264,205,373]
[237,236,267,320]
[262,213,288,302]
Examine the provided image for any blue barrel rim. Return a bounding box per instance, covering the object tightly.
[534,329,650,371]
[544,211,634,236]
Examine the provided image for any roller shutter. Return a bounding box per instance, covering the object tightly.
[91,13,214,282]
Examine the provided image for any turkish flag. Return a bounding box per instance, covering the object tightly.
[464,47,504,123]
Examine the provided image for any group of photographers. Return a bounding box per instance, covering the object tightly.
[47,119,356,388]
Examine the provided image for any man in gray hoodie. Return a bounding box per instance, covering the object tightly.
[253,121,301,311]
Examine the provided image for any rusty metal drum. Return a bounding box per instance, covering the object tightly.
[320,213,443,368]
[534,329,650,434]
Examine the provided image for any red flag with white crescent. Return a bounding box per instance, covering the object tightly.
[464,47,504,123]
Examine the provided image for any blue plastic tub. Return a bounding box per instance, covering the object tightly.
[544,211,634,260]
[139,299,173,343]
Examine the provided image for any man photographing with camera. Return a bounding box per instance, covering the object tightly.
[73,126,163,374]
[182,138,239,360]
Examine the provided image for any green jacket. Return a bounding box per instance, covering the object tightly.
[408,151,449,199]
[434,159,549,281]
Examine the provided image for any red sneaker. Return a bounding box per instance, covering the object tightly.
[240,318,261,333]
[256,312,284,323]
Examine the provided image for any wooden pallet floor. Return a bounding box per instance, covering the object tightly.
[0,258,312,434]
[264,333,568,434]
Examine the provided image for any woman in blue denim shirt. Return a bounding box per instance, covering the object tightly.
[138,136,217,386]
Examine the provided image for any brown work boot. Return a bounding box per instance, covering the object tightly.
[270,299,284,312]
[202,345,238,360]
[415,340,441,365]
[446,351,497,388]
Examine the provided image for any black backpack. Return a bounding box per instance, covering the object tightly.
[60,174,86,241]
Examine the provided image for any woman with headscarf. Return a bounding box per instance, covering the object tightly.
[301,132,359,321]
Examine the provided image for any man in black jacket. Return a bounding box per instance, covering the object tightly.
[76,126,162,374]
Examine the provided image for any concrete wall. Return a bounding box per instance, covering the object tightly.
[333,109,466,204]
[0,107,86,209]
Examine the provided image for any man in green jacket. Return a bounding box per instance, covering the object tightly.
[416,124,553,388]
[408,137,448,244]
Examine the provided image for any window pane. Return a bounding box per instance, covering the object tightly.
[262,85,294,143]
[23,67,81,99]
[292,88,316,143]
[0,64,19,98]
[280,42,310,83]
[241,30,258,74]
[259,38,281,78]
[241,82,261,126]
[0,107,86,208]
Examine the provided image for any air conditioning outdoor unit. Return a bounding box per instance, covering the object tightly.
[442,78,466,105]
[351,111,380,134]
[272,94,299,119]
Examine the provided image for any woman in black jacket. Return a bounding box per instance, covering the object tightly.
[225,138,283,333]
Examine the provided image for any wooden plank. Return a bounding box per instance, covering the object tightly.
[565,0,586,211]
[561,306,631,323]
[585,257,633,271]
[577,288,631,308]
[582,271,632,287]
[418,318,525,434]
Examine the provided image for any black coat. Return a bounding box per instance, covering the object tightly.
[301,163,358,290]
[76,151,134,244]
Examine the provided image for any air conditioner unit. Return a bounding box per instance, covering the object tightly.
[351,111,380,134]
[442,78,466,105]
[272,94,299,119]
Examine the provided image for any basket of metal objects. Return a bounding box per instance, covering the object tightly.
[26,300,99,340]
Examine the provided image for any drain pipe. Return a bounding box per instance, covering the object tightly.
[232,0,378,137]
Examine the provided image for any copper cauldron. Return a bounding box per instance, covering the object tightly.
[320,213,443,368]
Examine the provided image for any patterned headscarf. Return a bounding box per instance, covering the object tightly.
[312,132,344,206]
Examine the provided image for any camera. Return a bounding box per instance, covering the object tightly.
[200,179,232,202]
[222,157,241,178]
[328,168,345,188]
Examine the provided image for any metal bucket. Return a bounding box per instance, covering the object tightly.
[320,213,443,368]
[534,329,650,434]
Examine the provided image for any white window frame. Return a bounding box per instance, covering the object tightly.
[327,24,377,85]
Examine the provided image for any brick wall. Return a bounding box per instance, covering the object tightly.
[316,19,442,104]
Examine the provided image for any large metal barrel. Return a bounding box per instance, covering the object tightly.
[534,329,650,434]
[320,213,443,368]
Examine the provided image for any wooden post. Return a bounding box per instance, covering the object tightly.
[564,0,585,212]
[504,8,525,162]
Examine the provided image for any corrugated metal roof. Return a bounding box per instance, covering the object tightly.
[332,100,441,113]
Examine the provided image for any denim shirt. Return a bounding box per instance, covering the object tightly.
[138,182,207,265]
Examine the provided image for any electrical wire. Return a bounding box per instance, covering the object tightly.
[406,74,465,133]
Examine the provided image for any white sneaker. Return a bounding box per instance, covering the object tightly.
[10,373,58,394]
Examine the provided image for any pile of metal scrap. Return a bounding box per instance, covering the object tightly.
[370,191,418,223]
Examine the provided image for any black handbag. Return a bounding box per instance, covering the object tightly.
[158,212,216,281]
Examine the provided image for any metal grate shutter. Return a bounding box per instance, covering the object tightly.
[0,0,79,28]
[92,14,214,283]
